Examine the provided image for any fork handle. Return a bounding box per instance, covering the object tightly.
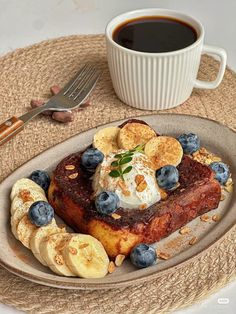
[0,116,24,146]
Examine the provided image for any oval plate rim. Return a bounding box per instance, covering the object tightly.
[0,113,235,290]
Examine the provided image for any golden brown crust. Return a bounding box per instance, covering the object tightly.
[48,154,221,258]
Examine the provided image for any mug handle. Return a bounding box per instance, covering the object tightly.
[194,44,227,89]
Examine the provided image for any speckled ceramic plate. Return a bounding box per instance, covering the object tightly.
[0,114,235,290]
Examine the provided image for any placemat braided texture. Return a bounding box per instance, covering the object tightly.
[0,35,236,314]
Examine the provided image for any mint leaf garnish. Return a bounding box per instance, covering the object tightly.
[109,170,121,178]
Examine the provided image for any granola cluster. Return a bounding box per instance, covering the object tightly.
[191,147,233,201]
[192,147,222,165]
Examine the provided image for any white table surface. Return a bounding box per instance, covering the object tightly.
[0,0,236,313]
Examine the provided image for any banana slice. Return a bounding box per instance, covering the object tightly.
[93,126,120,155]
[11,178,45,201]
[39,233,76,276]
[11,189,47,215]
[11,201,33,239]
[30,219,64,266]
[63,234,109,278]
[16,214,38,248]
[117,122,156,150]
[144,136,183,170]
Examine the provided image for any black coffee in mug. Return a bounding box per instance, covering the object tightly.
[113,16,197,53]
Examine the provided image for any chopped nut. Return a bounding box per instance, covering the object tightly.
[55,254,64,265]
[179,226,191,235]
[139,203,148,210]
[30,99,45,107]
[135,174,145,185]
[205,158,212,165]
[69,247,78,255]
[159,188,168,200]
[30,99,52,116]
[118,180,131,196]
[220,193,226,201]
[19,189,34,202]
[135,175,147,192]
[212,214,220,222]
[50,85,61,95]
[226,177,233,186]
[224,184,233,193]
[52,111,74,123]
[192,147,221,165]
[200,214,211,222]
[68,172,78,179]
[108,261,116,273]
[79,243,89,249]
[31,85,75,121]
[115,254,126,267]
[111,213,121,219]
[169,182,180,191]
[211,156,222,162]
[156,250,170,260]
[136,179,147,192]
[65,164,75,170]
[58,224,67,229]
[189,236,197,245]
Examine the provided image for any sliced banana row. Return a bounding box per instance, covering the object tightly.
[93,122,157,155]
[93,126,120,155]
[10,178,45,201]
[10,179,47,240]
[93,121,183,169]
[10,178,110,278]
[40,233,76,276]
[64,234,109,278]
[30,219,62,265]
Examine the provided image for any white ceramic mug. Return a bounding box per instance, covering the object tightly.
[105,8,227,110]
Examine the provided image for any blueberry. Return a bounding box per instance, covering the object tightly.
[29,170,50,192]
[28,201,54,227]
[177,133,200,154]
[156,165,179,190]
[81,148,104,171]
[95,191,119,215]
[209,162,230,185]
[130,244,157,268]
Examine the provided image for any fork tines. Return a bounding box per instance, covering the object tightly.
[62,64,100,100]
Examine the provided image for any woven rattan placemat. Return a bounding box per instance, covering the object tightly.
[0,34,236,314]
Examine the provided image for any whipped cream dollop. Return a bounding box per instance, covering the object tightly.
[92,150,161,210]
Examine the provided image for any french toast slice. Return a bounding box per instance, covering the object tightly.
[48,152,221,258]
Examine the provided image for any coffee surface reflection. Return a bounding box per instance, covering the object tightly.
[113,16,198,53]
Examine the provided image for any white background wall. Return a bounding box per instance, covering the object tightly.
[0,1,236,313]
[0,0,236,70]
